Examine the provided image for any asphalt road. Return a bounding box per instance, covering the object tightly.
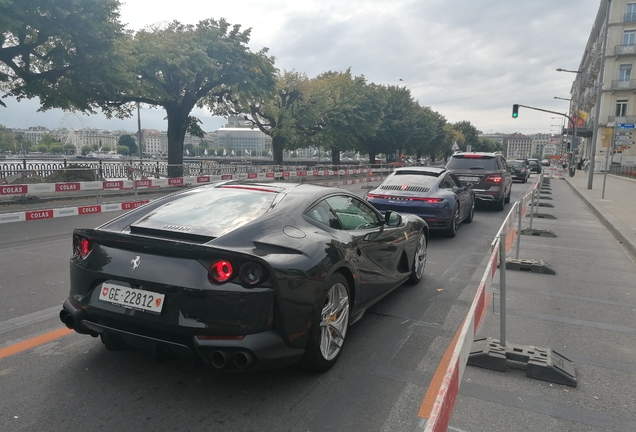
[0,179,532,432]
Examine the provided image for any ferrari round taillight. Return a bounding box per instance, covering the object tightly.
[73,235,91,258]
[239,262,264,286]
[208,260,233,284]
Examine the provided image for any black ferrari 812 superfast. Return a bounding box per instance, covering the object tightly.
[60,181,428,371]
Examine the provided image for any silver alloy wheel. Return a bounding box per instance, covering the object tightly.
[413,233,427,279]
[319,282,350,361]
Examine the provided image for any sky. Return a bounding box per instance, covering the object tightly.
[2,0,602,136]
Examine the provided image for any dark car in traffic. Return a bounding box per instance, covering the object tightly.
[528,158,542,173]
[60,182,429,371]
[365,167,474,237]
[507,159,530,183]
[445,152,512,211]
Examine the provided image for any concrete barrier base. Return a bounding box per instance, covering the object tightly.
[468,337,577,387]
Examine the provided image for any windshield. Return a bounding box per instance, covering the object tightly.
[381,173,439,188]
[446,156,497,170]
[508,161,524,167]
[132,186,279,237]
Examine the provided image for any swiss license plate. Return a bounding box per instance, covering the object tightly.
[459,176,479,182]
[99,282,165,313]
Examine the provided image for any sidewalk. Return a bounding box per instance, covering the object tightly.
[445,173,636,432]
[565,171,636,258]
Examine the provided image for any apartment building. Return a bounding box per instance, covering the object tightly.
[503,133,533,159]
[569,0,636,170]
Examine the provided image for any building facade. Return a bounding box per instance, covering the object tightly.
[503,133,533,159]
[570,0,636,170]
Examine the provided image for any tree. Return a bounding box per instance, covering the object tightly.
[0,0,125,110]
[452,121,480,151]
[306,70,382,165]
[0,126,17,152]
[80,145,92,155]
[108,19,276,175]
[118,134,137,155]
[117,145,129,155]
[238,70,311,165]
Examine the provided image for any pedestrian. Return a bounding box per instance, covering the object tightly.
[583,159,590,172]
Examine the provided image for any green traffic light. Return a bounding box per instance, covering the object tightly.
[512,104,519,118]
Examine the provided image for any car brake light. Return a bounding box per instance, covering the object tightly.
[208,260,233,283]
[484,174,503,183]
[367,193,391,200]
[409,197,443,202]
[73,235,92,258]
[461,154,483,158]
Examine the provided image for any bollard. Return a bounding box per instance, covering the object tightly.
[499,232,507,348]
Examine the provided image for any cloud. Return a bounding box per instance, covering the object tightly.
[2,0,601,135]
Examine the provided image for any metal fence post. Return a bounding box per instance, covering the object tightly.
[515,200,522,259]
[499,232,507,348]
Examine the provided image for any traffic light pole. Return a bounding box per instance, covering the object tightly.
[513,104,576,163]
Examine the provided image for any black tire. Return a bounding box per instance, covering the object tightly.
[408,231,427,284]
[465,197,475,223]
[495,198,505,211]
[445,206,459,237]
[299,273,350,372]
[504,189,511,204]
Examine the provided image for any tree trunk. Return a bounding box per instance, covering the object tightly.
[272,135,285,166]
[368,150,376,165]
[331,148,340,165]
[166,105,190,177]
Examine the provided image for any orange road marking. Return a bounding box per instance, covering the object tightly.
[418,323,462,418]
[0,327,73,360]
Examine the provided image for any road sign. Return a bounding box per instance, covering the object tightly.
[615,135,632,141]
[617,123,635,130]
[616,131,632,136]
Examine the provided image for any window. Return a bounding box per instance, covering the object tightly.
[619,64,632,82]
[624,30,636,45]
[306,200,342,229]
[627,4,636,22]
[325,196,381,230]
[616,99,629,117]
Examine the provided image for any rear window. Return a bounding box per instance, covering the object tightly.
[528,160,539,166]
[381,172,439,188]
[446,156,498,170]
[508,161,524,167]
[131,186,279,237]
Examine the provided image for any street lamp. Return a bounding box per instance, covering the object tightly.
[556,68,583,176]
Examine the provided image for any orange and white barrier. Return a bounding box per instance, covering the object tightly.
[0,175,388,224]
[0,169,380,198]
[0,200,150,224]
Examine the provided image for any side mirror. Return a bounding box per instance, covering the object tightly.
[385,211,402,227]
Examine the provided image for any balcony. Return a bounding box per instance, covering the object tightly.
[611,79,636,90]
[607,115,636,125]
[615,44,636,56]
[625,12,636,22]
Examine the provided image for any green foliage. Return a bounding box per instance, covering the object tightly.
[118,134,137,155]
[108,18,276,175]
[452,121,480,151]
[36,144,49,153]
[117,145,129,155]
[49,143,65,154]
[81,145,92,155]
[0,125,17,152]
[38,133,61,147]
[0,0,125,111]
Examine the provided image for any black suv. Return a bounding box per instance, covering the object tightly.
[445,152,512,211]
[527,158,542,173]
[507,159,530,183]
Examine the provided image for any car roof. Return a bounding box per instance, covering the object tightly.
[393,166,447,175]
[449,152,498,158]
